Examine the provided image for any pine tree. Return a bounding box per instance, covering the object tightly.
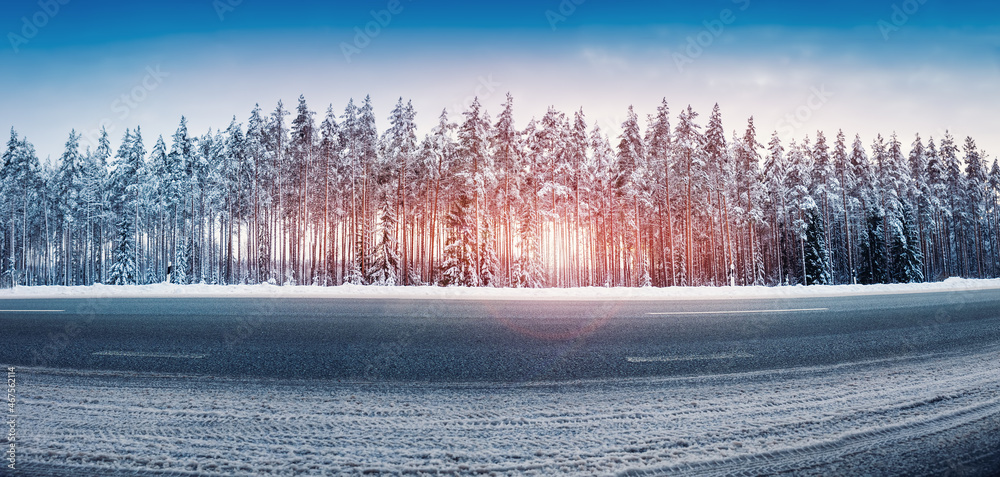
[963,136,987,277]
[811,131,836,282]
[897,203,924,283]
[288,95,316,284]
[317,105,341,286]
[786,139,813,285]
[224,117,252,284]
[513,197,544,288]
[645,99,675,286]
[833,130,854,284]
[858,205,887,285]
[345,263,363,285]
[616,106,646,286]
[52,130,84,286]
[736,117,764,286]
[492,93,520,286]
[762,132,788,285]
[704,103,731,286]
[419,109,456,285]
[924,137,947,279]
[1,129,43,286]
[567,108,589,287]
[846,135,871,283]
[536,107,568,286]
[673,105,704,285]
[906,134,931,281]
[614,106,644,190]
[479,224,499,287]
[380,97,417,285]
[108,128,146,285]
[356,96,380,279]
[802,202,831,285]
[80,128,111,285]
[367,196,400,286]
[148,135,171,283]
[172,233,190,284]
[989,160,1000,277]
[940,132,963,276]
[588,124,617,286]
[440,194,476,287]
[455,97,492,287]
[108,215,136,285]
[266,101,291,283]
[167,118,194,284]
[246,104,270,284]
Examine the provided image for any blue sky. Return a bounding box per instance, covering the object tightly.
[3,0,1000,160]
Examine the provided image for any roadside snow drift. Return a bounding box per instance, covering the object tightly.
[15,343,1000,475]
[2,277,1000,301]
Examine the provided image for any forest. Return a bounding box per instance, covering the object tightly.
[2,94,999,288]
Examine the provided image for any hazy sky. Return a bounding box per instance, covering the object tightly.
[3,0,1000,162]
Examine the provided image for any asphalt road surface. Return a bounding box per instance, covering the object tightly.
[2,290,1000,475]
[1,291,999,382]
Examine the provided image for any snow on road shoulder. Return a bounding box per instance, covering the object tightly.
[1,277,1000,300]
[15,345,1000,476]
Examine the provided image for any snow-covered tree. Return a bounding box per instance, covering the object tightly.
[52,130,84,285]
[107,215,136,285]
[673,105,704,285]
[367,198,400,286]
[1,130,43,286]
[440,194,477,287]
[802,200,831,285]
[3,96,999,289]
[735,117,764,285]
[453,97,492,287]
[762,131,788,284]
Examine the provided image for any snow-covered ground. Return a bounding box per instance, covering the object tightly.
[2,277,1000,300]
[16,343,1000,475]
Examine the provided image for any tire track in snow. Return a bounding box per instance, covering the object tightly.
[15,345,1000,476]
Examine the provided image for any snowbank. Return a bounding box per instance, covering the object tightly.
[1,277,999,300]
[17,344,1000,475]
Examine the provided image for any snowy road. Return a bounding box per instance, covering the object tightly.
[2,288,1000,475]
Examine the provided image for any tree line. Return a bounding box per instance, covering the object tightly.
[2,94,999,288]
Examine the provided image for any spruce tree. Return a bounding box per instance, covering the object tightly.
[479,224,499,287]
[53,130,83,286]
[440,194,476,287]
[858,206,887,284]
[108,215,136,285]
[899,203,924,283]
[803,202,831,285]
[367,196,400,286]
[172,234,189,284]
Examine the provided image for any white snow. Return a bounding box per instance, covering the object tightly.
[16,344,1000,475]
[1,277,1000,300]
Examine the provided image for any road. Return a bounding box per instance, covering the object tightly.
[2,289,1000,475]
[2,290,1000,382]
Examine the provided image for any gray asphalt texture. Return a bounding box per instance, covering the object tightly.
[1,289,999,383]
